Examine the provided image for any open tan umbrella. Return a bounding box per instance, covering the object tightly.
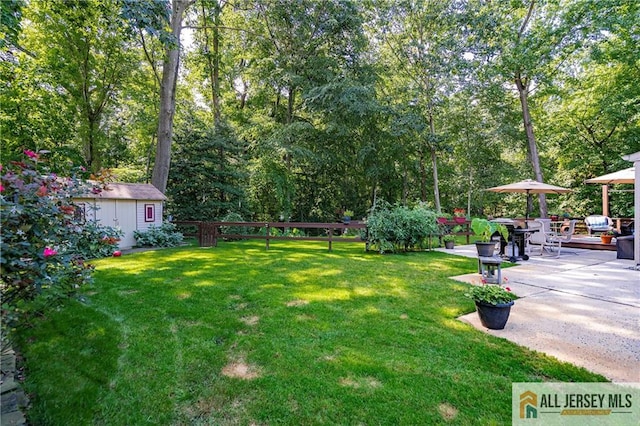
[486,179,571,223]
[486,179,572,194]
[585,167,635,184]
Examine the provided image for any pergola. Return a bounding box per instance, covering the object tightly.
[585,167,634,218]
[585,154,638,268]
[622,152,640,268]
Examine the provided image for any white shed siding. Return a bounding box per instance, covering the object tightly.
[136,201,164,232]
[73,199,164,249]
[72,183,166,250]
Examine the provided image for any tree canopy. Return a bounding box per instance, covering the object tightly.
[2,0,638,221]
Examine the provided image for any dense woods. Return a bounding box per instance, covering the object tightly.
[2,0,638,222]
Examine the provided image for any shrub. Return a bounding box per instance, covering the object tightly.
[0,151,96,343]
[364,200,439,253]
[134,223,183,247]
[72,222,124,259]
[220,212,248,240]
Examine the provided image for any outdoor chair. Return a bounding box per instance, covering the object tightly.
[527,219,576,257]
[584,215,613,235]
[526,220,546,256]
[545,219,577,257]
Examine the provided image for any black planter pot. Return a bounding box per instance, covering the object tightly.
[475,300,514,330]
[475,241,496,257]
[444,240,455,249]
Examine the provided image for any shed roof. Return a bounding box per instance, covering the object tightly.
[76,182,167,201]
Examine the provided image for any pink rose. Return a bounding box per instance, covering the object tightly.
[24,149,39,159]
[43,247,57,257]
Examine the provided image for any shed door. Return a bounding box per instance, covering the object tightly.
[96,200,118,227]
[116,201,138,249]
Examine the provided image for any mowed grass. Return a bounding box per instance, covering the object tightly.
[17,240,604,425]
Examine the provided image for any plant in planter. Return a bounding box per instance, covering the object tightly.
[442,234,456,249]
[453,208,467,223]
[470,218,508,256]
[466,280,517,329]
[442,225,462,249]
[437,213,452,225]
[600,230,615,244]
[342,209,354,224]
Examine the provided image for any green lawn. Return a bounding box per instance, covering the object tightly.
[17,240,604,425]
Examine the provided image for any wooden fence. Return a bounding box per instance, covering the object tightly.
[182,221,368,250]
[174,219,473,251]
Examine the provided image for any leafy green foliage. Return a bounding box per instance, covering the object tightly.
[167,120,247,221]
[466,284,518,305]
[471,218,509,242]
[365,200,439,253]
[0,0,25,49]
[73,222,123,259]
[219,212,248,239]
[2,0,638,227]
[133,223,184,248]
[21,0,139,172]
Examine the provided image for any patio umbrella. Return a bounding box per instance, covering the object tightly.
[585,167,635,218]
[486,179,571,224]
[585,167,635,184]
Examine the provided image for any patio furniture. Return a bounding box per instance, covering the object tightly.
[545,220,577,257]
[584,215,613,235]
[527,219,576,257]
[526,220,549,256]
[616,235,634,260]
[491,218,530,262]
[619,221,634,236]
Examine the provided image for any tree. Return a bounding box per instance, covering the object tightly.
[182,0,248,212]
[370,0,466,213]
[151,0,194,194]
[469,0,595,217]
[167,115,247,220]
[237,0,368,220]
[21,0,138,172]
[0,0,25,51]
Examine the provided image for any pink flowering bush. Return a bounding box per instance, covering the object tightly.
[0,151,115,344]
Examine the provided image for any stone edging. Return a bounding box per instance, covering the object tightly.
[1,347,28,426]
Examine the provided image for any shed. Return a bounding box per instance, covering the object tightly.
[74,183,167,249]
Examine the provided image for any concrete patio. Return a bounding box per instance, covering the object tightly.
[437,243,639,384]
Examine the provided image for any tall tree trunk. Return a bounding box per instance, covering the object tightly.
[151,0,190,194]
[515,73,548,217]
[419,146,427,202]
[201,1,222,125]
[513,1,547,218]
[428,111,441,213]
[201,2,225,205]
[287,86,295,125]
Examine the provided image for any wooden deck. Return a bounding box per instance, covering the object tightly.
[564,235,617,251]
